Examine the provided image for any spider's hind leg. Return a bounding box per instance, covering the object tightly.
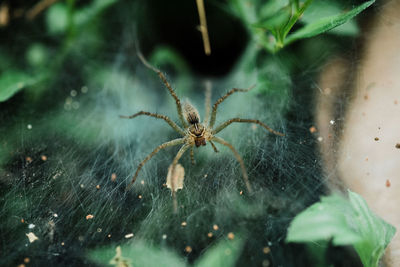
[211,136,252,193]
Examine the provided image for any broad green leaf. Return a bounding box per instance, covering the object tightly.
[0,71,41,102]
[88,241,186,267]
[286,190,396,267]
[285,0,375,45]
[195,237,244,267]
[349,191,396,267]
[286,194,362,245]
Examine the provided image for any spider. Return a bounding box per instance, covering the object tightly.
[121,53,284,195]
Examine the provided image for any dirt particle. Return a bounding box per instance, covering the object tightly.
[395,100,398,105]
[386,180,391,187]
[309,126,317,133]
[395,143,400,149]
[26,232,39,243]
[263,247,271,254]
[227,232,235,240]
[364,94,369,100]
[262,259,270,267]
[185,246,192,253]
[125,233,134,239]
[25,157,32,163]
[374,137,379,141]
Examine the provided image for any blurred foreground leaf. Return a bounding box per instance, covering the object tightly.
[286,190,396,267]
[285,0,375,45]
[0,71,42,102]
[89,241,186,267]
[88,237,243,267]
[195,236,243,267]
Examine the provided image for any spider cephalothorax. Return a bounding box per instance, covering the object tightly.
[121,53,284,202]
[184,102,208,147]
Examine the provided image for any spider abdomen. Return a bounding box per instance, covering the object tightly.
[183,102,200,124]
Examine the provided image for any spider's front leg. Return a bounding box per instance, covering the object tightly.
[170,144,191,213]
[126,138,186,190]
[190,147,196,165]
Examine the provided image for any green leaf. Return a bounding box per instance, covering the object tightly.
[0,71,41,102]
[300,0,359,36]
[286,194,362,245]
[195,237,244,267]
[349,191,397,267]
[285,0,375,45]
[286,190,396,267]
[88,241,186,267]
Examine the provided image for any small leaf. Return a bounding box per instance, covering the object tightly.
[253,5,292,31]
[195,236,244,267]
[300,0,359,36]
[166,163,185,193]
[285,0,375,45]
[0,71,40,102]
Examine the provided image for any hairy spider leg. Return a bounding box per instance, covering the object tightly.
[209,85,255,128]
[212,118,284,136]
[203,80,212,125]
[190,147,196,165]
[170,144,191,213]
[126,138,186,190]
[137,52,188,128]
[212,136,252,193]
[120,111,185,136]
[209,140,219,153]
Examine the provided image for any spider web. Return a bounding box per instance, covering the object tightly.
[0,0,372,266]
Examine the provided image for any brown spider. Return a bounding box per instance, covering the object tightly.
[121,53,284,195]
